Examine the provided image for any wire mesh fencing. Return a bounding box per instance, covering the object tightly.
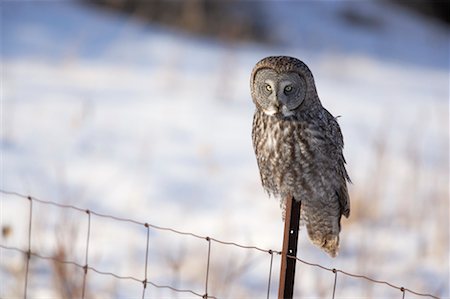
[0,189,441,299]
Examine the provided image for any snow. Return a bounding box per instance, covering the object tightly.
[1,1,449,298]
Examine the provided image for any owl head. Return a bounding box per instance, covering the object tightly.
[250,56,318,117]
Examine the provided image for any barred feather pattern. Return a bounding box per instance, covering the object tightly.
[250,56,350,257]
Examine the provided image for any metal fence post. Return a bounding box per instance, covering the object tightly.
[278,196,301,299]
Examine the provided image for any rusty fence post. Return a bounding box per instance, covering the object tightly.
[278,196,301,299]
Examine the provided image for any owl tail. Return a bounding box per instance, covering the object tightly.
[282,197,341,257]
[306,222,340,258]
[305,209,340,257]
[319,235,339,258]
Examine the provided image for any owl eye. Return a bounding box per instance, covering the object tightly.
[284,85,293,94]
[265,84,272,92]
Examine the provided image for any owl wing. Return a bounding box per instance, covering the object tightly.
[251,111,270,193]
[324,109,351,218]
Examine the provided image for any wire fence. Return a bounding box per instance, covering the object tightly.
[0,189,441,299]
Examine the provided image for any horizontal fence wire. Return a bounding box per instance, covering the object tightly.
[0,189,441,299]
[0,245,206,297]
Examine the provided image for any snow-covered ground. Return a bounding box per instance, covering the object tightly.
[1,1,449,298]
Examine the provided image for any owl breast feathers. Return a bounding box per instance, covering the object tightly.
[250,56,350,257]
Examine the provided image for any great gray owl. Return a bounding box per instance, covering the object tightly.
[250,56,350,257]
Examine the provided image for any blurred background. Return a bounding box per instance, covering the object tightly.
[1,0,449,298]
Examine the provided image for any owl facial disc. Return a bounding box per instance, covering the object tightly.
[252,68,306,118]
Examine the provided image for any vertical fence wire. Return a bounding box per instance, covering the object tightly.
[1,190,442,299]
[204,237,211,298]
[23,196,33,299]
[81,210,91,299]
[142,223,150,299]
[266,250,274,299]
[332,268,338,299]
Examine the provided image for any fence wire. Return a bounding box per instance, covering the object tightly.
[0,189,441,299]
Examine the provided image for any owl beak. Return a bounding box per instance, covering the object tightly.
[273,100,280,111]
[271,94,280,109]
[273,96,295,117]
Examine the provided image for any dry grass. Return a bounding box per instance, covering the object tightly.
[344,114,448,297]
[2,114,447,297]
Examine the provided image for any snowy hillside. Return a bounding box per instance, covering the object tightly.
[1,1,448,298]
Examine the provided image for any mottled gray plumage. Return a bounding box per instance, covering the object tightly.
[250,56,350,257]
